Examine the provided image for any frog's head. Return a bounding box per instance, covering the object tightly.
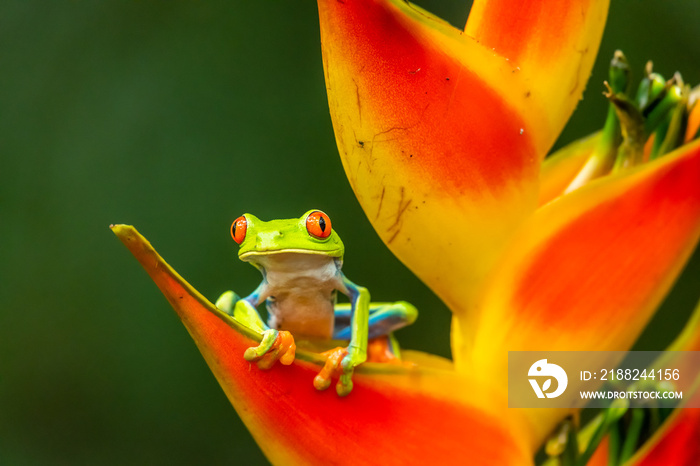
[231,210,344,262]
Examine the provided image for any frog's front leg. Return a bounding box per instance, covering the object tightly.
[243,326,296,369]
[215,289,266,332]
[216,288,296,369]
[314,276,369,396]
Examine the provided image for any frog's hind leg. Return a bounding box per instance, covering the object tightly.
[333,301,417,340]
[333,301,417,361]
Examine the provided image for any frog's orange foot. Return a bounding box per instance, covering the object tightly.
[313,347,348,392]
[367,336,401,364]
[244,330,296,370]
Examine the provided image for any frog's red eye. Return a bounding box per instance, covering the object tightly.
[231,216,247,245]
[306,211,332,239]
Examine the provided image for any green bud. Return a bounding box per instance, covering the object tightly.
[647,73,667,104]
[636,61,666,109]
[645,80,683,134]
[609,50,630,94]
[650,83,689,159]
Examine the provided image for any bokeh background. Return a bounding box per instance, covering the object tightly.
[1,1,698,464]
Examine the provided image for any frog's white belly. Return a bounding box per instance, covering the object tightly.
[254,253,342,340]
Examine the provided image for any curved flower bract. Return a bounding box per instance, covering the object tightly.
[112,225,532,465]
[470,141,700,362]
[468,141,700,440]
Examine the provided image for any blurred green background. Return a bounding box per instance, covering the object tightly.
[1,1,698,464]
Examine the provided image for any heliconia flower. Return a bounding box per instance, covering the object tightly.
[114,0,700,463]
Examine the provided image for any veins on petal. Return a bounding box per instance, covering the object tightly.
[353,78,362,122]
[376,185,386,221]
[370,104,427,145]
[387,187,412,244]
[569,47,590,96]
[373,126,409,140]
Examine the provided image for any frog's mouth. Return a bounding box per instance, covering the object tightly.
[239,248,343,261]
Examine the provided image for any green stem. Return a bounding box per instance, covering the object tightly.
[611,93,646,172]
[564,105,620,193]
[649,404,661,432]
[564,51,627,192]
[607,423,621,466]
[619,409,645,463]
[652,87,689,159]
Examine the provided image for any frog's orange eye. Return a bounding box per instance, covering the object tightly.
[306,211,332,239]
[231,216,247,245]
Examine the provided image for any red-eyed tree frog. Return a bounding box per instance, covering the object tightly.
[215,210,417,396]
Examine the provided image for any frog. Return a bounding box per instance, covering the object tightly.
[215,210,418,396]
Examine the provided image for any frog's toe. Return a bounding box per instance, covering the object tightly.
[313,374,332,391]
[276,331,296,365]
[244,330,296,370]
[243,329,276,361]
[336,372,354,397]
[337,352,363,396]
[256,348,282,370]
[313,347,348,392]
